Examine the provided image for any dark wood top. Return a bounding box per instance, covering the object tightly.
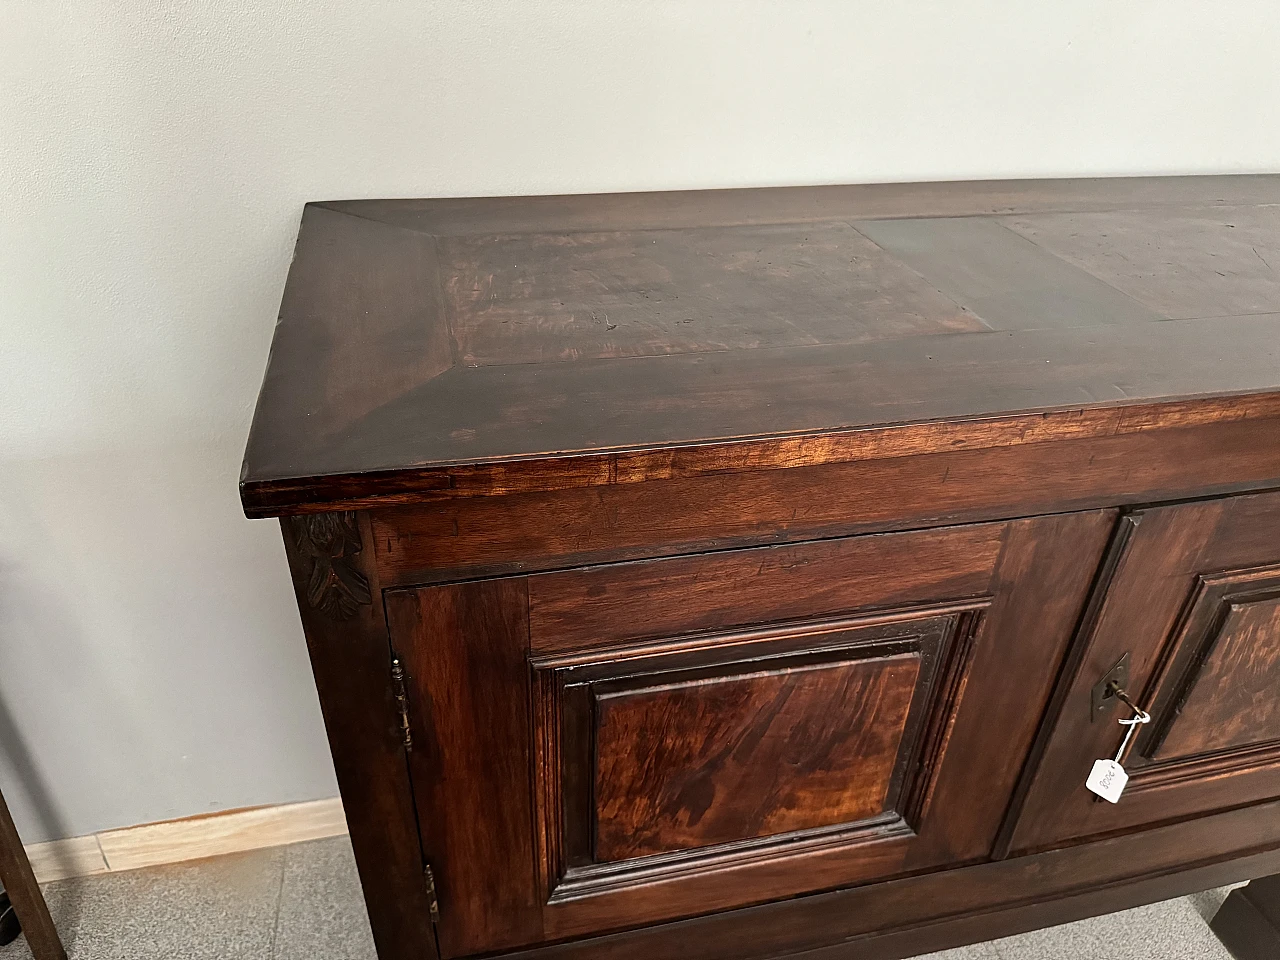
[241,176,1280,517]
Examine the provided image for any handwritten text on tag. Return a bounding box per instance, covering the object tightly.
[1086,758,1129,803]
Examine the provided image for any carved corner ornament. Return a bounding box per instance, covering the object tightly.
[288,512,372,620]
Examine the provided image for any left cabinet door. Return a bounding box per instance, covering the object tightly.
[385,512,1114,957]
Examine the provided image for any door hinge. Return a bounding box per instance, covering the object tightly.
[390,658,413,751]
[424,862,441,923]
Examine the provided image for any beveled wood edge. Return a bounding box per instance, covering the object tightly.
[528,600,993,668]
[240,203,452,493]
[316,174,1280,238]
[240,392,1280,517]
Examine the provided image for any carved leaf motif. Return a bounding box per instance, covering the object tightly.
[289,512,372,620]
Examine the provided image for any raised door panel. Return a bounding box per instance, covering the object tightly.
[592,651,921,861]
[387,511,1114,956]
[1006,490,1280,855]
[535,608,979,910]
[1146,569,1280,762]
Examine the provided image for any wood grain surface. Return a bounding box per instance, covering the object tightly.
[382,511,1113,952]
[592,653,920,861]
[527,522,1003,654]
[241,177,1280,517]
[246,176,1280,960]
[500,799,1280,960]
[386,578,542,958]
[1150,579,1280,763]
[278,515,440,960]
[1005,490,1280,856]
[1160,598,1280,758]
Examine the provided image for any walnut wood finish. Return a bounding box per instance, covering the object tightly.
[241,177,1280,517]
[245,177,1280,960]
[591,650,920,862]
[441,220,984,365]
[1005,490,1280,856]
[1150,576,1280,760]
[526,522,1003,654]
[530,604,976,909]
[385,577,541,958]
[370,412,1280,587]
[278,514,440,960]
[386,513,1112,954]
[539,610,966,900]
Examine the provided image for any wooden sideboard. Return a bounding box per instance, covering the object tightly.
[241,177,1280,960]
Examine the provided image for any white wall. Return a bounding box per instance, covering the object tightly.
[2,0,1279,843]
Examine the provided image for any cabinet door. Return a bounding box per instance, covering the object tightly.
[1008,490,1280,856]
[387,512,1113,957]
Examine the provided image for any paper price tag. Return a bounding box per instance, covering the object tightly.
[1086,758,1129,803]
[1087,695,1149,803]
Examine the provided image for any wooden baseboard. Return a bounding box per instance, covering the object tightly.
[24,798,347,883]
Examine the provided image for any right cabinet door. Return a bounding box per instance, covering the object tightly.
[1009,490,1280,855]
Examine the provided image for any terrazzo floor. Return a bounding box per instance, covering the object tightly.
[0,836,1241,959]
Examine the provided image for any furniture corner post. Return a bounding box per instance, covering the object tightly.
[280,510,440,960]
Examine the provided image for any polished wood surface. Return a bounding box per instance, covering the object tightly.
[371,412,1280,586]
[241,176,1280,517]
[249,177,1280,960]
[1005,490,1280,856]
[385,578,541,958]
[593,652,919,862]
[383,513,1111,954]
[531,607,973,916]
[1155,587,1280,760]
[526,521,1003,654]
[278,515,440,960]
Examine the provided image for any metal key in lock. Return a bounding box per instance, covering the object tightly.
[1085,680,1151,803]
